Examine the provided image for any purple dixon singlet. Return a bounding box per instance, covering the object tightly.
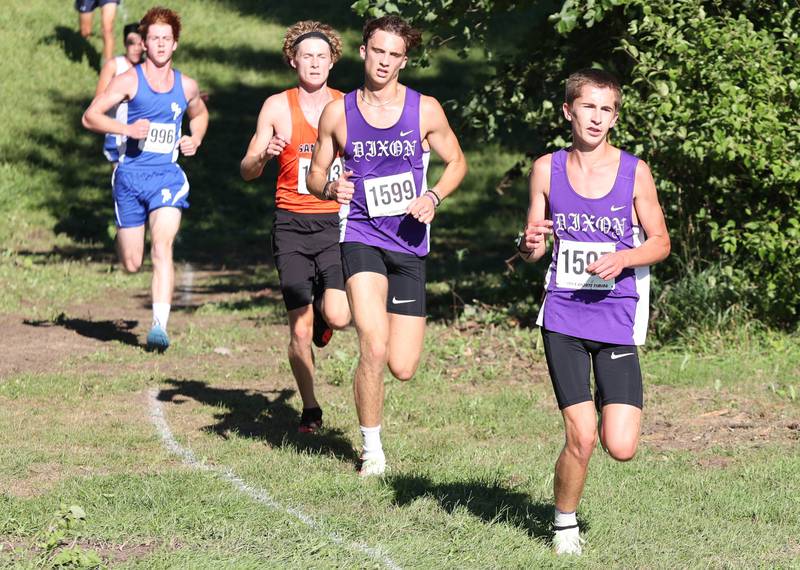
[119,65,187,170]
[536,149,651,345]
[340,88,429,257]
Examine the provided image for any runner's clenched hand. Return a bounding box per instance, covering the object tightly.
[126,118,150,139]
[328,170,355,205]
[406,193,437,224]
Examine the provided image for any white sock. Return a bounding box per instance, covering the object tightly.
[554,509,578,530]
[360,425,383,459]
[152,303,171,330]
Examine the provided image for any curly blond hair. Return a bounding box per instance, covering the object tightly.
[282,21,342,66]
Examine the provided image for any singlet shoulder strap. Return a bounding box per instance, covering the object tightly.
[172,69,182,94]
[404,87,421,112]
[547,149,568,200]
[286,88,304,127]
[549,149,568,178]
[114,56,128,75]
[618,150,639,180]
[344,89,358,112]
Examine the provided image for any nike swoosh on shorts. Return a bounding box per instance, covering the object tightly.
[610,352,634,360]
[392,297,415,304]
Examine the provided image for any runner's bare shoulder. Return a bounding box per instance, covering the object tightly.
[180,74,200,102]
[531,154,553,198]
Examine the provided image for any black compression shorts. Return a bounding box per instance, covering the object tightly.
[541,328,643,410]
[271,209,344,311]
[340,241,426,317]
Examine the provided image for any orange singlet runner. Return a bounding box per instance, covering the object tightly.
[275,87,343,214]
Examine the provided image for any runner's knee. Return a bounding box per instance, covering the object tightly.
[388,360,418,382]
[150,240,173,265]
[323,302,350,330]
[602,436,638,462]
[566,430,598,464]
[120,258,142,273]
[360,338,388,368]
[289,320,313,348]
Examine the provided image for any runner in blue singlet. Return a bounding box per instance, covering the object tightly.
[93,22,144,166]
[81,7,208,352]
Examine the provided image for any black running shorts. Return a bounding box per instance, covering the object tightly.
[541,328,643,410]
[340,241,426,317]
[271,209,345,311]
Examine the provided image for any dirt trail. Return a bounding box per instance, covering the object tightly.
[2,265,796,459]
[0,265,280,380]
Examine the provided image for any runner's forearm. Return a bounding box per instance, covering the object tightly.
[82,110,128,136]
[187,113,208,147]
[306,169,329,199]
[429,155,467,201]
[622,234,670,268]
[240,153,267,181]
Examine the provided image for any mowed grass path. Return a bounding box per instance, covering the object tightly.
[1,1,800,568]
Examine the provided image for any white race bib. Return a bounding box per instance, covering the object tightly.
[556,239,616,290]
[140,122,176,154]
[297,157,342,195]
[364,171,416,218]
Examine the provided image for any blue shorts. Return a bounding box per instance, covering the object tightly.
[112,166,190,228]
[75,0,119,12]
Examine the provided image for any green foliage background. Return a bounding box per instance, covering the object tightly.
[354,0,800,335]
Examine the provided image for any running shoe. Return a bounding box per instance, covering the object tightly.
[146,324,170,353]
[553,526,585,556]
[357,454,387,477]
[298,407,323,434]
[312,300,332,348]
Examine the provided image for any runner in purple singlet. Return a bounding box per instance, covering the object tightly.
[307,15,467,477]
[519,69,670,555]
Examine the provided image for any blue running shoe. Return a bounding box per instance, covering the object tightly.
[146,325,170,353]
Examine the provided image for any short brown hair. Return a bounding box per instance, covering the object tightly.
[565,68,622,110]
[139,6,181,42]
[282,21,342,66]
[362,16,422,53]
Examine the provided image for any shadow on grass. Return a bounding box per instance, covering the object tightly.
[23,313,139,347]
[390,474,563,541]
[42,26,101,72]
[157,379,358,463]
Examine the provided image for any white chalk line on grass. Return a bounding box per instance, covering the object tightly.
[147,389,401,570]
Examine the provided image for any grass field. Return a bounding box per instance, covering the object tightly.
[1,0,799,568]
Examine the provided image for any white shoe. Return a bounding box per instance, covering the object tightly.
[358,455,387,477]
[553,527,584,555]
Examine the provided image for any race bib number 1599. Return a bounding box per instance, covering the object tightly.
[364,171,416,218]
[555,239,616,290]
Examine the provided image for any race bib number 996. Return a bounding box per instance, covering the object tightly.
[297,157,342,195]
[556,239,616,290]
[364,171,416,218]
[140,122,176,154]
